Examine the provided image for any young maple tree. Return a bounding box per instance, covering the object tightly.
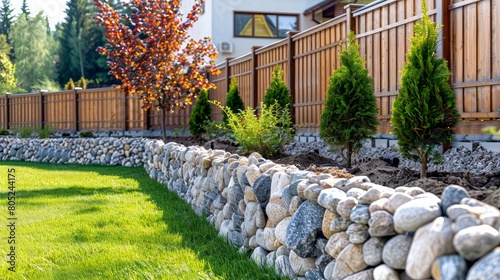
[94,0,220,142]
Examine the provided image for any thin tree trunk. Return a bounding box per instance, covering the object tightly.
[78,35,84,79]
[347,142,353,168]
[421,153,427,178]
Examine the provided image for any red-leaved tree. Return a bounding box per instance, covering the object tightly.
[94,0,220,142]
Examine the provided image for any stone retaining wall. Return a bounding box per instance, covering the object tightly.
[143,141,500,280]
[1,137,499,279]
[0,137,148,166]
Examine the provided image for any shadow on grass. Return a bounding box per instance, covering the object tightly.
[0,161,285,280]
[137,181,285,279]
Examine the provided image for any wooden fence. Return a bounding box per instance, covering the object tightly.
[210,0,500,134]
[1,0,498,135]
[0,88,192,132]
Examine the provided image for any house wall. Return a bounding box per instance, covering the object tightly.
[184,0,324,63]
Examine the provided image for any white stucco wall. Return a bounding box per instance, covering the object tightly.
[182,0,325,64]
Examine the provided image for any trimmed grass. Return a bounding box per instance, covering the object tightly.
[0,162,283,279]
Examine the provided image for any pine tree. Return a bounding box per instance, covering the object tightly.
[0,0,14,47]
[189,89,212,139]
[320,31,379,168]
[263,66,291,112]
[57,0,111,87]
[21,0,29,16]
[223,77,245,124]
[391,2,459,178]
[11,13,56,89]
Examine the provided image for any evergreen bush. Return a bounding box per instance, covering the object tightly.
[319,31,379,168]
[76,77,87,89]
[37,125,52,139]
[390,2,459,178]
[263,66,291,112]
[79,131,95,138]
[64,78,75,90]
[223,77,244,124]
[189,89,212,139]
[17,126,33,138]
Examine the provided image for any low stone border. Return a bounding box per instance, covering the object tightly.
[1,137,499,279]
[0,137,148,166]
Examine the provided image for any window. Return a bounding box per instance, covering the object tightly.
[234,12,298,38]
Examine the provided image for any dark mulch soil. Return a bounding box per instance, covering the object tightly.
[161,136,499,206]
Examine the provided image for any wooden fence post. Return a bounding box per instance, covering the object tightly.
[225,57,231,93]
[143,108,150,131]
[345,4,355,33]
[251,46,259,108]
[436,0,451,62]
[287,31,298,125]
[39,91,45,129]
[4,94,9,130]
[122,90,127,133]
[345,4,364,34]
[74,89,79,132]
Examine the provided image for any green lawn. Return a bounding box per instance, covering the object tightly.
[0,162,282,280]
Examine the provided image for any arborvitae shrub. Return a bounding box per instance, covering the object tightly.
[223,77,244,124]
[263,66,291,112]
[76,77,87,89]
[189,89,212,139]
[319,31,379,168]
[64,78,75,90]
[390,2,459,178]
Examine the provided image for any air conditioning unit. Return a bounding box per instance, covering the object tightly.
[219,41,233,54]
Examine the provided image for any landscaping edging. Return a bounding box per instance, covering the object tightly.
[1,137,499,279]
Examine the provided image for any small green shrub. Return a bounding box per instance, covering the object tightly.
[212,100,293,158]
[483,126,500,137]
[263,66,291,113]
[0,128,9,135]
[223,77,244,124]
[64,78,75,90]
[189,89,212,138]
[18,126,33,138]
[79,131,95,138]
[37,125,52,139]
[76,77,87,89]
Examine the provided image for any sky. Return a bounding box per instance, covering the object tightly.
[12,0,67,30]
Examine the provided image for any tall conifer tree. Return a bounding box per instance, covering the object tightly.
[11,13,56,89]
[391,2,459,178]
[320,31,379,168]
[21,0,30,16]
[0,0,13,45]
[57,0,111,87]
